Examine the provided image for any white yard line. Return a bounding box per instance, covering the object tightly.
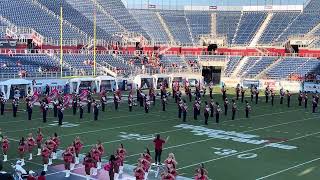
[126,116,318,159]
[177,131,320,170]
[256,158,320,180]
[255,157,320,180]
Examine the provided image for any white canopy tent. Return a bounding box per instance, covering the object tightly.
[185,74,204,88]
[169,74,187,88]
[95,76,118,92]
[133,74,156,89]
[68,77,97,94]
[33,79,68,94]
[0,79,33,99]
[153,74,171,89]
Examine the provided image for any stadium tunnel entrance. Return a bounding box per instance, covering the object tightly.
[202,66,222,85]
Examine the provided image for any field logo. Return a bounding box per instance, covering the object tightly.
[212,147,258,159]
[174,124,297,150]
[119,132,154,141]
[48,121,79,128]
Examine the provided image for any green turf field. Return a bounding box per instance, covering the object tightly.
[1,88,320,180]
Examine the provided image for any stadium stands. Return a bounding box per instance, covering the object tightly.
[185,11,211,44]
[216,12,242,45]
[160,55,188,68]
[160,11,193,45]
[258,12,300,45]
[0,0,86,41]
[233,12,267,45]
[130,10,170,44]
[223,56,242,77]
[37,0,110,40]
[238,56,277,78]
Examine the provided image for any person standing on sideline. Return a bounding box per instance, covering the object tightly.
[153,134,167,165]
[27,99,33,121]
[57,104,64,126]
[224,98,229,116]
[241,86,245,103]
[280,88,285,104]
[304,93,308,109]
[215,103,221,124]
[271,90,275,106]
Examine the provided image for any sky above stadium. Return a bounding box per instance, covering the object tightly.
[122,0,307,9]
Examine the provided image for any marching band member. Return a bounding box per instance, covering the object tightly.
[79,102,84,119]
[0,95,5,115]
[53,98,58,117]
[182,100,188,122]
[57,104,64,126]
[144,95,150,113]
[101,93,107,112]
[265,86,270,103]
[72,94,78,115]
[87,96,92,114]
[298,91,303,106]
[62,148,73,177]
[26,99,33,121]
[162,95,167,111]
[27,133,35,160]
[250,86,254,102]
[41,101,49,123]
[280,88,285,104]
[215,103,222,123]
[74,137,83,165]
[210,99,215,117]
[178,99,183,119]
[255,87,259,104]
[236,84,240,100]
[224,98,229,116]
[245,101,251,118]
[41,145,50,171]
[204,102,210,125]
[232,99,238,120]
[312,96,318,113]
[241,86,245,103]
[51,133,60,159]
[221,85,227,101]
[93,100,100,121]
[304,93,308,109]
[114,93,120,110]
[18,137,26,166]
[2,136,9,162]
[149,87,156,105]
[128,93,134,112]
[12,98,19,117]
[116,144,127,176]
[287,90,292,108]
[36,128,43,156]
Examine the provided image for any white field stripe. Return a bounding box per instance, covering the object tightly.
[5,110,168,134]
[255,157,320,180]
[177,131,320,170]
[126,116,318,159]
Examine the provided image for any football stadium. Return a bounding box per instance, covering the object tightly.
[0,0,320,179]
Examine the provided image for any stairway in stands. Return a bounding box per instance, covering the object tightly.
[231,56,248,78]
[249,13,273,47]
[156,12,176,45]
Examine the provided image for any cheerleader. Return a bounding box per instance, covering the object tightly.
[116,144,127,176]
[195,164,208,180]
[74,137,83,165]
[51,133,60,159]
[67,144,76,170]
[83,153,95,180]
[168,167,178,179]
[96,141,105,170]
[27,133,35,160]
[18,137,26,166]
[62,148,73,177]
[138,154,151,180]
[41,145,50,171]
[161,171,175,180]
[36,128,43,156]
[2,136,9,162]
[90,146,100,176]
[134,163,145,180]
[204,102,210,125]
[45,137,56,166]
[164,153,177,170]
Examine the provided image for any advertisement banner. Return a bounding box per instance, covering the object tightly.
[242,80,260,89]
[303,82,320,93]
